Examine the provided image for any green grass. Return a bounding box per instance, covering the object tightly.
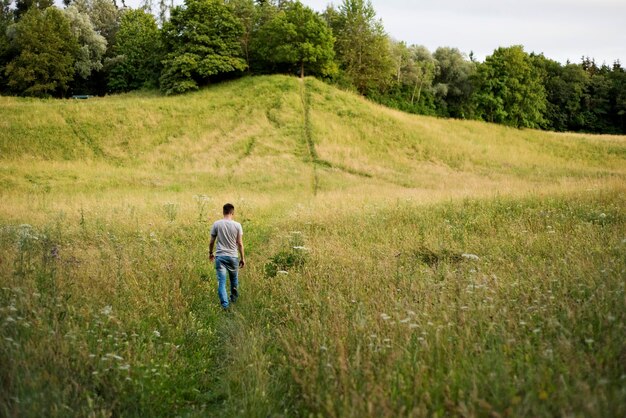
[1,75,625,417]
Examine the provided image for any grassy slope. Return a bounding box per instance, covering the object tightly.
[0,75,625,417]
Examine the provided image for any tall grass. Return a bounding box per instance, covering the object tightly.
[1,75,625,416]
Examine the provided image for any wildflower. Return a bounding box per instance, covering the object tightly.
[119,364,131,371]
[5,316,15,323]
[380,313,391,321]
[277,270,288,275]
[320,345,327,351]
[585,338,594,344]
[153,330,161,338]
[461,253,480,261]
[409,323,418,329]
[399,318,410,323]
[292,246,308,251]
[100,305,113,316]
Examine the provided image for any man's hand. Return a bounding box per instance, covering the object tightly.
[209,254,215,263]
[239,259,246,268]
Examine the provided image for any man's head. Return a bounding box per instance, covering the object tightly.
[223,203,235,216]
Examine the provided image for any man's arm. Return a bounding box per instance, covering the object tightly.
[237,233,245,268]
[209,236,216,262]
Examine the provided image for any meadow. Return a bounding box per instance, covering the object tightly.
[1,75,625,417]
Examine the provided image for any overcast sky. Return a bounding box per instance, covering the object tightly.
[299,0,625,65]
[122,0,625,65]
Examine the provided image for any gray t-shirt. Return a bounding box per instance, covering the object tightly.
[210,219,243,257]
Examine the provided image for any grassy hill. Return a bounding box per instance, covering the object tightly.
[1,75,625,417]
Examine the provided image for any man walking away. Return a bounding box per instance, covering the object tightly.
[209,203,245,309]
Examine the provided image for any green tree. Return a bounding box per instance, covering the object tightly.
[474,45,546,128]
[432,47,475,118]
[14,0,54,19]
[160,0,247,94]
[531,54,588,131]
[326,0,393,93]
[73,0,120,48]
[64,5,107,80]
[227,0,256,70]
[256,1,335,78]
[609,62,626,133]
[5,7,78,97]
[108,9,161,91]
[0,0,14,91]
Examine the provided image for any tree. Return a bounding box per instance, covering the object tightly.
[609,62,626,133]
[227,0,257,70]
[64,5,107,80]
[5,7,78,97]
[326,0,393,93]
[384,41,435,112]
[14,0,54,19]
[432,47,475,118]
[73,0,120,49]
[474,45,546,128]
[0,0,13,91]
[108,8,161,91]
[160,0,247,94]
[531,54,588,131]
[256,1,335,78]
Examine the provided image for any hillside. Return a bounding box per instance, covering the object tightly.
[1,75,624,201]
[1,76,625,417]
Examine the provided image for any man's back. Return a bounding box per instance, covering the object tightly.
[210,219,243,257]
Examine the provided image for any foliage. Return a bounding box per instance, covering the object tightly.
[432,47,476,118]
[4,7,78,97]
[108,9,161,92]
[64,5,107,79]
[73,0,120,48]
[474,45,547,128]
[14,0,54,19]
[326,0,393,93]
[255,1,335,78]
[160,0,247,94]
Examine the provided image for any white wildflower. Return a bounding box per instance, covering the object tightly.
[119,364,131,371]
[461,253,480,261]
[292,246,308,251]
[277,270,288,275]
[153,330,161,338]
[380,313,391,321]
[100,305,113,316]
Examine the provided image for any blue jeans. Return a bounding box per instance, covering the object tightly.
[215,256,239,308]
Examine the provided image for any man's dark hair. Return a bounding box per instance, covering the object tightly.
[223,203,235,215]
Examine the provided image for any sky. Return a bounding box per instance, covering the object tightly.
[299,0,626,65]
[122,0,625,65]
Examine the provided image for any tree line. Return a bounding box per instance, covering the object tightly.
[1,0,624,134]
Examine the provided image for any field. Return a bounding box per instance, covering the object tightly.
[1,75,625,417]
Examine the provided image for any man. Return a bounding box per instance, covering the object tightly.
[209,203,245,309]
